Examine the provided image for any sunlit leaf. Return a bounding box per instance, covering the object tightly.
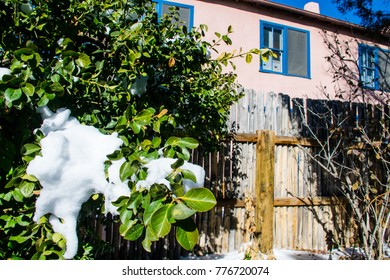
[171,203,196,220]
[150,205,172,238]
[180,188,216,212]
[175,218,199,251]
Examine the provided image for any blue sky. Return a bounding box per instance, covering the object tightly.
[269,0,388,25]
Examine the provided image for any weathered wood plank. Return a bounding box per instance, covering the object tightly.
[233,133,319,147]
[255,130,275,254]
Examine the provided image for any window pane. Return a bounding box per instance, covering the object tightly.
[162,4,190,28]
[378,49,390,91]
[273,51,282,72]
[287,29,308,77]
[273,29,282,50]
[364,68,375,88]
[263,27,271,48]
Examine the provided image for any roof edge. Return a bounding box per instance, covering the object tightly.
[231,0,366,30]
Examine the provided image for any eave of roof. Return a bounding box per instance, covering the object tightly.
[216,0,389,41]
[234,0,364,28]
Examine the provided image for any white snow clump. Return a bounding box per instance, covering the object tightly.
[136,157,205,193]
[27,107,130,259]
[27,107,205,259]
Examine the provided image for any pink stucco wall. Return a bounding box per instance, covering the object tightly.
[171,0,388,100]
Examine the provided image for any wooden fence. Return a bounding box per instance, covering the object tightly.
[90,90,387,259]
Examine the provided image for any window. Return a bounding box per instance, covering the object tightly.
[260,21,310,78]
[359,44,390,91]
[154,0,194,30]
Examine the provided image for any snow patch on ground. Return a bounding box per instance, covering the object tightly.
[182,246,390,260]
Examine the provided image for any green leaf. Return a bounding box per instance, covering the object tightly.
[171,203,196,220]
[37,94,50,107]
[143,199,164,226]
[5,88,22,103]
[153,120,161,133]
[181,169,197,183]
[142,226,158,252]
[106,150,123,160]
[125,223,144,241]
[22,83,35,96]
[14,48,34,57]
[119,209,133,224]
[20,181,35,198]
[177,137,199,149]
[171,158,184,169]
[9,235,31,244]
[164,136,180,147]
[245,53,253,64]
[127,192,143,210]
[133,108,156,125]
[21,143,41,155]
[50,82,64,93]
[52,233,64,244]
[119,219,137,236]
[151,137,161,148]
[171,183,185,197]
[119,161,133,182]
[175,218,199,251]
[21,174,38,182]
[76,53,91,68]
[150,205,172,238]
[111,196,128,207]
[12,188,24,202]
[149,184,169,200]
[178,146,190,161]
[130,121,142,134]
[180,188,216,212]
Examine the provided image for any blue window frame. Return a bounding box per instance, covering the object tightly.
[260,21,310,78]
[154,0,194,30]
[359,44,390,91]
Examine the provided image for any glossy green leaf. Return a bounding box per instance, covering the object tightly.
[119,161,133,182]
[171,203,196,220]
[119,219,137,236]
[181,169,197,182]
[143,199,164,226]
[142,226,158,252]
[171,158,184,169]
[175,218,199,251]
[150,205,172,238]
[177,137,199,149]
[125,223,144,241]
[151,137,161,148]
[76,53,91,68]
[22,83,35,96]
[5,88,22,103]
[180,188,216,212]
[20,181,35,198]
[111,195,128,208]
[119,209,133,224]
[171,183,185,197]
[21,143,41,155]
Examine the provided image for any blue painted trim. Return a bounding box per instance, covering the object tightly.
[259,20,311,79]
[358,43,389,91]
[154,0,194,29]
